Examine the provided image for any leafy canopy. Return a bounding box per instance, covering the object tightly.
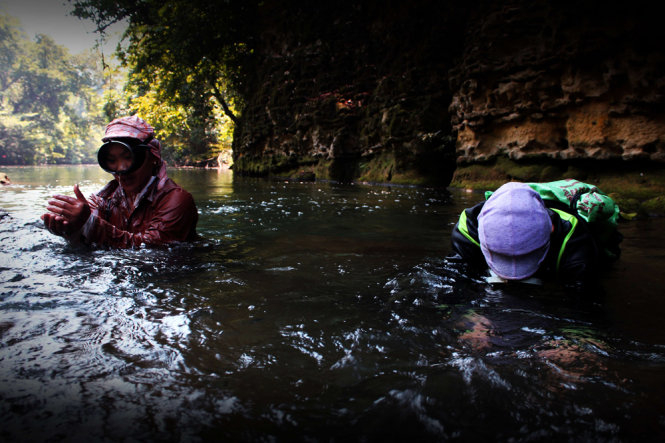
[0,13,106,165]
[71,0,261,163]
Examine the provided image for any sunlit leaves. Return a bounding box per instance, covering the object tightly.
[0,14,105,165]
[71,0,252,162]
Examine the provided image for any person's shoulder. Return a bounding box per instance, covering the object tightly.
[458,199,486,225]
[543,198,576,214]
[156,179,196,206]
[97,179,120,199]
[549,204,596,260]
[457,199,486,217]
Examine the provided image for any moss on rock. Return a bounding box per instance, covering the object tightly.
[642,196,665,217]
[450,157,665,218]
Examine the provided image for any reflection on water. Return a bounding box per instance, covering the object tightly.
[0,166,664,441]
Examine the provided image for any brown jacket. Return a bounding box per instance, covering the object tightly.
[80,174,198,248]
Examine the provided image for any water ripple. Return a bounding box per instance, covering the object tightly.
[0,169,663,441]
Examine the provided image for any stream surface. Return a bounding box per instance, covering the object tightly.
[1,165,664,441]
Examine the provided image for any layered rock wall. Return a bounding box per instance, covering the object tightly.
[232,0,665,183]
[232,1,465,184]
[451,1,665,164]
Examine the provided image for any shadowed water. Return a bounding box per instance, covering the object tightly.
[0,166,664,441]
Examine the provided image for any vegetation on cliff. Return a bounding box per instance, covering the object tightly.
[3,0,665,215]
[451,158,665,218]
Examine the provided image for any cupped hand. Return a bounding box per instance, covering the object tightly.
[41,211,68,236]
[41,184,91,236]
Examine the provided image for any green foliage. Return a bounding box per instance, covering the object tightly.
[3,0,250,166]
[72,0,249,164]
[124,65,235,164]
[0,14,21,91]
[101,63,130,121]
[0,13,106,165]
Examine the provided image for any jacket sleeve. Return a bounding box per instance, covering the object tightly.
[555,215,600,291]
[450,203,487,269]
[81,189,198,248]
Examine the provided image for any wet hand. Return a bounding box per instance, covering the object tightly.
[42,184,91,236]
[41,211,68,236]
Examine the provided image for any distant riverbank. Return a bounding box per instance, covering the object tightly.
[4,157,663,218]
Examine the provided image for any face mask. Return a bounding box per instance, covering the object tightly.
[97,140,150,175]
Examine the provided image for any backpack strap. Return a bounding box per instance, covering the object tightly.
[550,208,578,273]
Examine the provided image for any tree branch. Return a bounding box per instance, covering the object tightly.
[211,82,238,125]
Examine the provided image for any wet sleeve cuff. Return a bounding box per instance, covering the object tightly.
[81,210,97,240]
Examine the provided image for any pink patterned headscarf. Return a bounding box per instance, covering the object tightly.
[103,115,154,141]
[102,115,162,160]
[150,138,169,187]
[103,116,168,185]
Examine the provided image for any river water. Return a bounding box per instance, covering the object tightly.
[0,165,664,441]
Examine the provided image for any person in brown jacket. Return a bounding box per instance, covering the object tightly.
[41,116,198,248]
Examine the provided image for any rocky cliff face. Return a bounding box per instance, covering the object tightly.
[451,1,665,164]
[232,0,665,184]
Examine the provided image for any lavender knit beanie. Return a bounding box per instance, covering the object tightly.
[478,182,552,280]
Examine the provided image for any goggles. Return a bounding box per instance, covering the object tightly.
[97,139,150,175]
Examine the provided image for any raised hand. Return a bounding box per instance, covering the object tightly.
[41,184,91,237]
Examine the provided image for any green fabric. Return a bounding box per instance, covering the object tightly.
[528,180,621,262]
[551,208,578,272]
[485,179,619,225]
[458,209,480,247]
[485,179,621,262]
[526,179,619,226]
